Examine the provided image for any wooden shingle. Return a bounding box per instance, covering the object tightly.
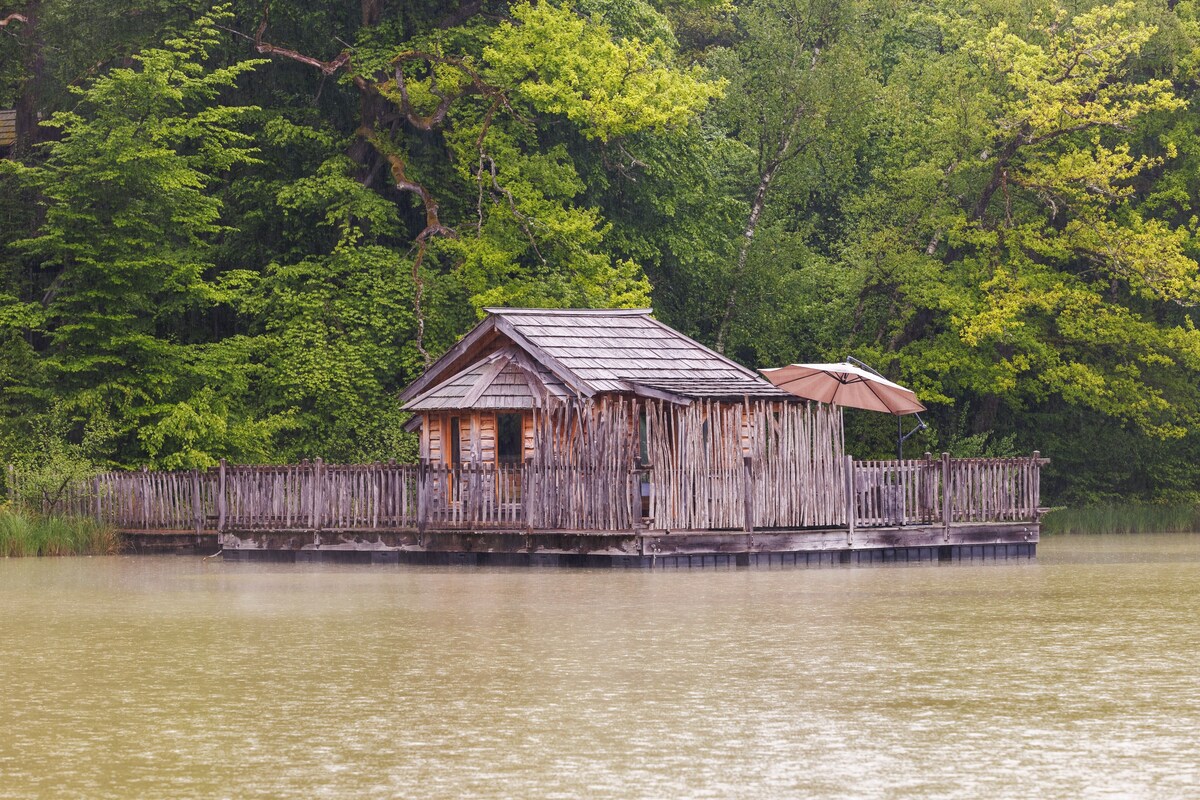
[400,308,791,407]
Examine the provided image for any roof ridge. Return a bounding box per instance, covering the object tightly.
[484,307,652,317]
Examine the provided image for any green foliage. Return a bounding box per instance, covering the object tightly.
[485,2,721,142]
[1,0,1199,505]
[2,8,267,468]
[2,403,109,509]
[832,0,1200,484]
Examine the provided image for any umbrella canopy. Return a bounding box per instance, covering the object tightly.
[759,362,926,415]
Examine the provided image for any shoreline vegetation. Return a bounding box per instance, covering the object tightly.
[4,4,1200,507]
[0,509,120,557]
[1042,506,1200,536]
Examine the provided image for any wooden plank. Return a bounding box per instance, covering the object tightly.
[742,456,754,533]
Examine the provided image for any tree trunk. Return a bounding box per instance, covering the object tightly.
[713,49,821,354]
[714,123,795,354]
[971,393,1001,436]
[714,165,780,354]
[13,0,43,155]
[361,0,383,26]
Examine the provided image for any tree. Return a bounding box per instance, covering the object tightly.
[254,2,720,337]
[707,0,875,358]
[2,9,270,467]
[843,1,1200,469]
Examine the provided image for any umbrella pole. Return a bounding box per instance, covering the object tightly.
[898,413,929,461]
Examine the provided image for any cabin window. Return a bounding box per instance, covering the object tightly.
[497,413,523,464]
[449,416,462,469]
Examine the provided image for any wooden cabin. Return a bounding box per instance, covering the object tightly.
[26,306,1045,564]
[400,308,847,531]
[0,110,15,155]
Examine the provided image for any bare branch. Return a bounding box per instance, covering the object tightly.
[253,3,351,76]
[603,141,648,182]
[483,155,546,266]
[390,50,500,131]
[0,12,28,26]
[408,239,432,367]
[393,63,458,131]
[380,148,456,241]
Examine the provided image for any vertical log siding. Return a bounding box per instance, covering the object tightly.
[8,402,1046,533]
[644,399,846,530]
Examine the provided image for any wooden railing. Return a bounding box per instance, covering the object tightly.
[11,460,640,533]
[8,453,1046,533]
[422,463,526,529]
[850,452,1047,528]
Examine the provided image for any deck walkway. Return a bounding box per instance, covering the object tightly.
[17,453,1046,566]
[213,518,1038,566]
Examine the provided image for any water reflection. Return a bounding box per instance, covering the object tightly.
[2,534,1199,799]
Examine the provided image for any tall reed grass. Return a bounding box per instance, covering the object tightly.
[1042,504,1200,535]
[0,509,121,557]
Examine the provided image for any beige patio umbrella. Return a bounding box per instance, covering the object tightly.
[759,362,926,415]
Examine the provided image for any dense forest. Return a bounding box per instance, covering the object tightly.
[2,0,1199,503]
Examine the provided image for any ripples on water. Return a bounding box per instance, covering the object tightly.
[2,534,1199,799]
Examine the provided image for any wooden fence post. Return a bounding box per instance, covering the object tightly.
[922,452,933,523]
[141,467,151,529]
[93,476,102,524]
[312,457,323,532]
[523,457,533,532]
[417,458,428,536]
[191,469,202,534]
[941,452,952,541]
[845,454,855,544]
[217,459,227,533]
[742,456,754,533]
[372,461,381,529]
[466,462,478,524]
[1031,451,1042,520]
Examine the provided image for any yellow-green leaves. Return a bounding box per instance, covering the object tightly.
[962,3,1197,302]
[973,3,1181,142]
[853,1,1200,445]
[484,2,722,141]
[1066,214,1200,305]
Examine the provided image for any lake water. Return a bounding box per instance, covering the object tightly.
[2,534,1199,799]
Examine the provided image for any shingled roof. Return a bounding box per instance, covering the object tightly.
[400,308,790,410]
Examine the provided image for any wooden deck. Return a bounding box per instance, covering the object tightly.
[12,453,1046,566]
[216,521,1037,567]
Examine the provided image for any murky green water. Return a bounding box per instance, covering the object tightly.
[2,534,1199,799]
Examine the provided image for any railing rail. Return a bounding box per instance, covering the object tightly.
[851,452,1047,528]
[7,452,1046,533]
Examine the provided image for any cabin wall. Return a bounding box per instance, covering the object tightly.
[521,395,845,530]
[416,397,845,532]
[479,412,496,464]
[420,410,530,467]
[528,395,642,468]
[644,399,845,530]
[426,416,442,463]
